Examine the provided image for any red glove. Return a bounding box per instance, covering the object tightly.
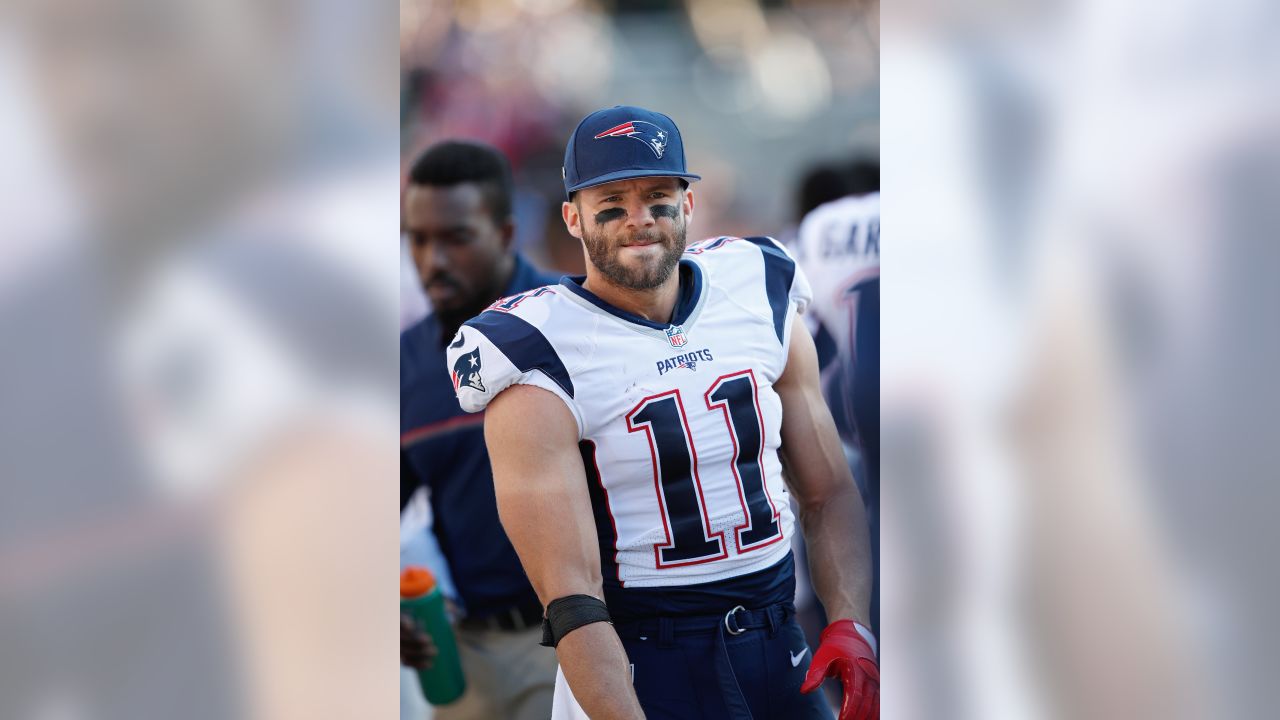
[800,619,879,720]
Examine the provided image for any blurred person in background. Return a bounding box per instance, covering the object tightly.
[796,165,880,636]
[779,161,856,267]
[780,161,880,713]
[447,105,878,720]
[400,140,559,719]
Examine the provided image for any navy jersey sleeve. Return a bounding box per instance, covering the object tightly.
[741,236,813,340]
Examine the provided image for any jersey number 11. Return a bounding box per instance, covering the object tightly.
[626,369,784,568]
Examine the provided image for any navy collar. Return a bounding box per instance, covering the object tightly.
[559,258,704,330]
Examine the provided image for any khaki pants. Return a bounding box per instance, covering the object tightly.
[431,624,557,720]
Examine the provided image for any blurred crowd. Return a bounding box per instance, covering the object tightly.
[399,0,879,319]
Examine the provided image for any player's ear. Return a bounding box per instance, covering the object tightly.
[562,200,583,240]
[682,186,695,222]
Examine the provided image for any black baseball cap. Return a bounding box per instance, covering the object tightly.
[562,105,702,198]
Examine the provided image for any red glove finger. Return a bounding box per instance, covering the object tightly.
[837,661,862,720]
[839,666,870,717]
[855,670,878,720]
[800,652,833,694]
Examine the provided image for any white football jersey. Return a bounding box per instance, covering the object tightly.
[447,236,811,608]
[795,192,880,360]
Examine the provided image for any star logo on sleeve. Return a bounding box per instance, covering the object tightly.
[451,347,486,393]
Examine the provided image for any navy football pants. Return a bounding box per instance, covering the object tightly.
[614,603,834,720]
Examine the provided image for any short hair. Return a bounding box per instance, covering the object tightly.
[794,159,880,222]
[844,159,880,196]
[795,164,851,222]
[407,140,514,225]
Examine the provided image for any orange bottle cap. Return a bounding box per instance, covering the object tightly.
[400,567,437,598]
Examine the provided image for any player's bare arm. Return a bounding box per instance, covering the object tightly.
[776,319,880,719]
[484,383,645,720]
[776,320,873,624]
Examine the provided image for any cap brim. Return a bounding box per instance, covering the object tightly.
[566,169,702,195]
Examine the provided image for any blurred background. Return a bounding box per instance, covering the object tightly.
[1,0,400,717]
[0,0,1275,717]
[881,0,1278,718]
[399,0,880,327]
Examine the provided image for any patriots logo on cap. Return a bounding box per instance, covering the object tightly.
[451,348,486,393]
[594,120,669,159]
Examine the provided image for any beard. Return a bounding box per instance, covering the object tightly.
[581,221,687,291]
[430,273,504,344]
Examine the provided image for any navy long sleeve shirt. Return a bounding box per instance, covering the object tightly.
[400,254,558,617]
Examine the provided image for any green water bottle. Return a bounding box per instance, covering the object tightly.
[400,566,466,705]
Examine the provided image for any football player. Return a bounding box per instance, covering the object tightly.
[448,106,878,719]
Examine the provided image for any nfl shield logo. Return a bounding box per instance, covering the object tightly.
[665,325,688,347]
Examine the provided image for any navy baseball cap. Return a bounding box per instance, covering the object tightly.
[562,105,701,197]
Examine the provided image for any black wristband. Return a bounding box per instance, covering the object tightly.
[540,594,612,648]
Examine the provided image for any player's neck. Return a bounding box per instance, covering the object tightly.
[583,267,681,325]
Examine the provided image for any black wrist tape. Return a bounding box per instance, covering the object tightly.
[540,594,612,648]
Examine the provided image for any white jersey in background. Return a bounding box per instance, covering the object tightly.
[796,192,880,366]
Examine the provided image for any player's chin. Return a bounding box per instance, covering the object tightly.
[634,272,671,291]
[624,257,665,279]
